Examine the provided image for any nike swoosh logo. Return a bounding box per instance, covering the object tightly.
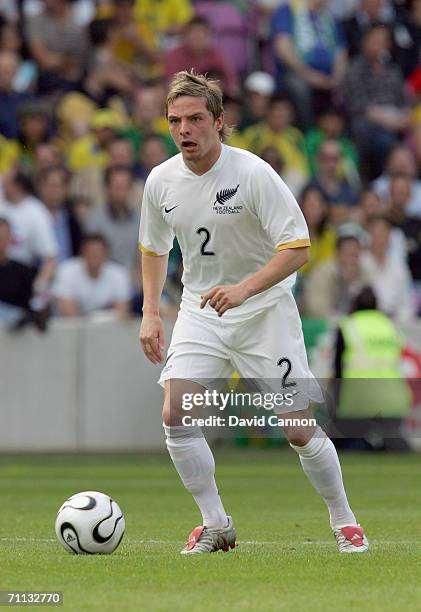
[164,205,179,213]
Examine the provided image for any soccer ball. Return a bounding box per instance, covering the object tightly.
[55,491,125,554]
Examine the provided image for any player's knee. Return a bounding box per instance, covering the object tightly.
[284,426,314,447]
[162,398,184,427]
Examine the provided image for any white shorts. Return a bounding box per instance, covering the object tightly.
[159,291,323,413]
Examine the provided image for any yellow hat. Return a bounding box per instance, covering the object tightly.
[56,93,96,125]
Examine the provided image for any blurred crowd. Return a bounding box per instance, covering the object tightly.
[0,0,421,331]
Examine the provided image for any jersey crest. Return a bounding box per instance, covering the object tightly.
[214,184,240,206]
[213,184,242,215]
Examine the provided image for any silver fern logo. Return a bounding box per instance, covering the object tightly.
[214,184,239,206]
[213,184,242,214]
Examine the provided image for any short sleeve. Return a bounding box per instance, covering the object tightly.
[270,5,293,38]
[138,174,175,256]
[249,161,310,252]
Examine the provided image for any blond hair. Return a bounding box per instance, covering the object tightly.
[165,71,232,142]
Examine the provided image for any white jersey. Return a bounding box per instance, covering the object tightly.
[138,145,310,322]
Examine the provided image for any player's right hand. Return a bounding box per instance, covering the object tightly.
[140,314,165,364]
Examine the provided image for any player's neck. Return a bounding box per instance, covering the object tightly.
[183,142,222,176]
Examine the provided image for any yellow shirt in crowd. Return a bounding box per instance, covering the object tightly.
[242,123,309,180]
[134,0,193,35]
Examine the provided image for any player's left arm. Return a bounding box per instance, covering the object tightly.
[200,247,308,316]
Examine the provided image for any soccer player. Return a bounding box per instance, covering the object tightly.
[138,71,368,555]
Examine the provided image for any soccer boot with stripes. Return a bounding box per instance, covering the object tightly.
[180,516,236,555]
[333,525,369,553]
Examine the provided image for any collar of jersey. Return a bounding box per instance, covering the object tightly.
[181,143,227,177]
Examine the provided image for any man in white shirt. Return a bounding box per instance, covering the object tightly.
[0,166,57,307]
[53,233,131,318]
[139,71,368,555]
[362,216,415,322]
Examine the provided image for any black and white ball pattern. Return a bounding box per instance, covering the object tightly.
[55,491,125,554]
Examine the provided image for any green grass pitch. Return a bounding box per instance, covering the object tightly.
[1,448,420,611]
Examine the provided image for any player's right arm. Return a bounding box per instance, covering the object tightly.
[137,171,175,364]
[139,252,168,364]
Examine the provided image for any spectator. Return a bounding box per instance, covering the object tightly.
[361,216,415,321]
[25,0,89,94]
[82,18,132,105]
[134,0,194,45]
[299,186,337,275]
[107,136,144,205]
[121,84,177,158]
[195,0,253,75]
[341,0,393,58]
[241,71,276,129]
[67,108,124,172]
[305,107,360,187]
[111,0,161,80]
[107,136,135,169]
[0,217,35,327]
[223,95,246,148]
[301,234,373,318]
[394,0,421,78]
[385,175,421,287]
[356,188,407,260]
[333,286,411,451]
[164,16,239,96]
[84,165,140,275]
[260,145,305,198]
[54,91,96,156]
[16,99,51,170]
[0,51,32,140]
[371,145,421,218]
[305,140,359,218]
[53,233,131,318]
[0,20,37,93]
[271,0,348,130]
[135,134,169,181]
[343,24,410,179]
[70,132,144,210]
[243,94,309,197]
[36,166,83,261]
[32,142,64,176]
[0,167,57,291]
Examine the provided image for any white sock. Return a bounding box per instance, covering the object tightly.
[164,424,228,528]
[290,426,357,529]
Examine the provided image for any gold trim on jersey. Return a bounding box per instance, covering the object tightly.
[276,238,311,251]
[139,243,159,256]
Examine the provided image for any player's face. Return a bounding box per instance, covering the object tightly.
[167,96,223,169]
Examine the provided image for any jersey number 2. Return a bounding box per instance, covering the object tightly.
[197,227,214,256]
[277,357,296,389]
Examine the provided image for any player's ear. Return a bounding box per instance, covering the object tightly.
[215,112,224,133]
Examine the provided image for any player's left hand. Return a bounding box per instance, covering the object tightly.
[200,284,249,316]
